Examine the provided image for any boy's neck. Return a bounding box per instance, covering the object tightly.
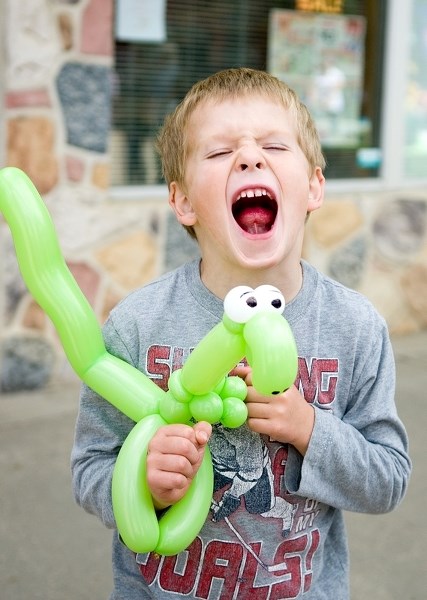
[199,258,304,303]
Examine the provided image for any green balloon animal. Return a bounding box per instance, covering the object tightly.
[0,167,298,556]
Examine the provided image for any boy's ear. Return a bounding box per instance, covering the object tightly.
[307,167,325,214]
[169,182,197,226]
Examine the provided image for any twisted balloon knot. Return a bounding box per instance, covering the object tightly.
[161,368,248,428]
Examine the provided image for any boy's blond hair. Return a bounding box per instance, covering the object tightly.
[157,67,325,238]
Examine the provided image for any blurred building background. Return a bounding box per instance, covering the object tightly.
[0,0,426,391]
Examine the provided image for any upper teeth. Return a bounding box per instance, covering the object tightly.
[236,188,272,200]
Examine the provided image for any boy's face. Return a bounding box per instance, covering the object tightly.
[169,94,324,277]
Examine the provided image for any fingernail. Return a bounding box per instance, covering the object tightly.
[198,431,208,444]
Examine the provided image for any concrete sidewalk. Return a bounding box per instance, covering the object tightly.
[0,331,426,600]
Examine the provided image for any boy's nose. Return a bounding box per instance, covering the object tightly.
[235,145,266,172]
[239,161,263,171]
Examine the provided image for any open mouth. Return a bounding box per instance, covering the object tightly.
[232,188,278,235]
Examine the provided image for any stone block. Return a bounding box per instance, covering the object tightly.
[5,89,51,109]
[58,12,74,50]
[67,261,101,307]
[95,231,157,291]
[328,236,367,289]
[56,62,112,153]
[81,0,113,56]
[22,299,47,331]
[309,200,364,248]
[7,117,59,194]
[359,265,409,332]
[6,1,61,87]
[65,155,85,182]
[1,335,55,392]
[373,199,427,262]
[92,163,110,189]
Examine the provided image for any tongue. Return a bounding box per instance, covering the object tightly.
[237,206,273,234]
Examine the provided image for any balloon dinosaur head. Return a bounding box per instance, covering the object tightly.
[223,285,298,395]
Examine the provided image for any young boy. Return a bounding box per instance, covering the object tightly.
[71,68,411,599]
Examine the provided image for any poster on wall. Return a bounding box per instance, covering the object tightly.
[268,10,366,147]
[115,0,166,43]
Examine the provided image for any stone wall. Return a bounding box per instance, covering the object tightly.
[306,192,427,334]
[0,0,426,392]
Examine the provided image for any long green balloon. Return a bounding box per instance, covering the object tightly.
[0,167,163,422]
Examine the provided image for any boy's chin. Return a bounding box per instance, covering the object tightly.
[232,228,284,261]
[231,242,286,271]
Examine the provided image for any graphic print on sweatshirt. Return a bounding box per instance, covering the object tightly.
[137,344,339,599]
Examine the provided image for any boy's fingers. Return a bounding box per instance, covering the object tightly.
[230,365,252,384]
[160,424,197,439]
[194,421,212,446]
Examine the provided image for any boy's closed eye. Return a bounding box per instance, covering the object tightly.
[206,144,288,159]
[262,143,289,152]
[206,149,232,159]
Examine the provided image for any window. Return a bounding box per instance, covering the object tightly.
[403,0,427,179]
[111,0,387,186]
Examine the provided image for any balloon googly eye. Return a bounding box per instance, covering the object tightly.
[252,285,286,314]
[224,285,285,323]
[224,286,257,323]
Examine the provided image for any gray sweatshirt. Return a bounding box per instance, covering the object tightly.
[71,259,411,599]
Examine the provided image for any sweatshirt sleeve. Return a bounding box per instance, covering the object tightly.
[285,322,411,514]
[70,316,136,529]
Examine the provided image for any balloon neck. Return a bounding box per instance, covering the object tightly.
[222,314,244,334]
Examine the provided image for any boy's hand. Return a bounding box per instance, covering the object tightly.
[146,421,212,510]
[233,366,314,456]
